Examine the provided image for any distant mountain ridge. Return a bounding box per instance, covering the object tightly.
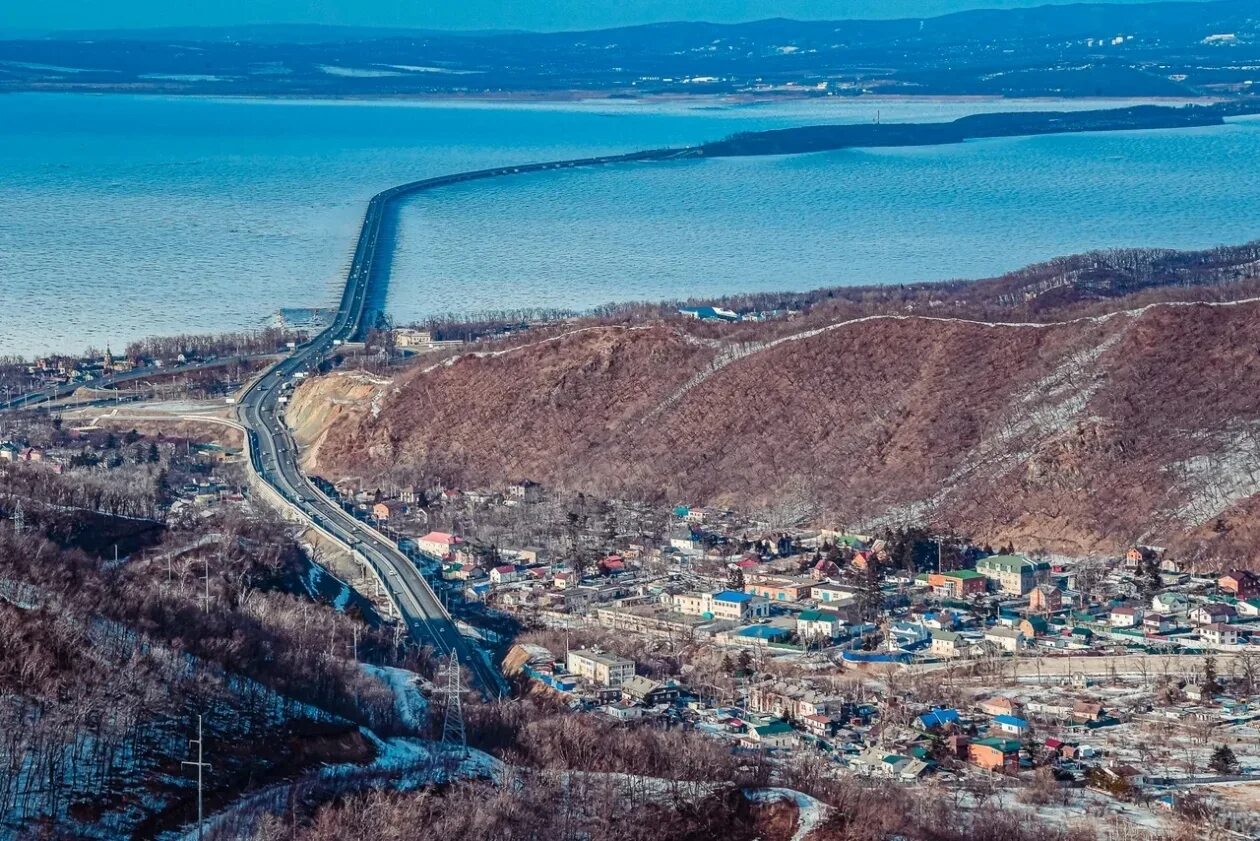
[3,0,1257,98]
[41,24,524,43]
[25,0,1259,44]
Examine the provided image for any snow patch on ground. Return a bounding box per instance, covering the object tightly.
[1165,423,1260,527]
[361,664,429,732]
[744,787,829,841]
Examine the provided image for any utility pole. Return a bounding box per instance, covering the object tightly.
[201,554,213,614]
[12,501,24,536]
[182,714,212,841]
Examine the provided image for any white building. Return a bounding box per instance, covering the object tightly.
[1200,623,1239,648]
[567,649,635,687]
[1110,606,1143,628]
[931,629,964,658]
[797,610,845,641]
[984,626,1025,653]
[703,590,770,621]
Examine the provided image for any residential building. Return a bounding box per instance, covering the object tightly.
[1125,546,1158,570]
[1200,623,1239,647]
[916,708,961,731]
[984,626,1025,653]
[684,506,719,524]
[392,328,433,347]
[1110,606,1143,628]
[507,479,543,503]
[490,565,520,585]
[811,559,842,580]
[1143,614,1174,634]
[978,696,1020,717]
[976,554,1046,595]
[1237,598,1260,618]
[1190,603,1237,626]
[1092,765,1146,795]
[992,715,1031,737]
[811,583,857,606]
[1028,585,1062,614]
[566,649,635,687]
[1219,570,1260,599]
[745,576,813,602]
[603,702,644,722]
[418,531,464,560]
[968,738,1021,772]
[927,569,987,598]
[748,679,843,720]
[1072,701,1106,723]
[669,526,704,554]
[742,720,798,749]
[704,590,770,621]
[796,610,845,642]
[372,500,408,520]
[599,556,627,576]
[889,621,930,647]
[1018,616,1048,639]
[620,676,680,706]
[800,713,837,738]
[930,629,965,658]
[1152,592,1191,614]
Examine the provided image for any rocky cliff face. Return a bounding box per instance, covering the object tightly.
[290,297,1260,561]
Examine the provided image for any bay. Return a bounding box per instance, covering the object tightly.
[0,92,1245,357]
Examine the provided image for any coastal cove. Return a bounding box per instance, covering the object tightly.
[3,93,1260,356]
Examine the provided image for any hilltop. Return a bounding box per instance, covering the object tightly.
[291,241,1260,562]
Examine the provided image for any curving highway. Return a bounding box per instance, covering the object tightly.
[237,145,701,696]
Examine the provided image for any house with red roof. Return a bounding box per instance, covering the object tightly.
[1220,570,1260,599]
[599,556,627,575]
[490,564,520,585]
[419,531,464,560]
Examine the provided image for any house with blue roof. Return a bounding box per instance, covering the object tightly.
[916,708,961,731]
[704,590,770,621]
[992,714,1030,736]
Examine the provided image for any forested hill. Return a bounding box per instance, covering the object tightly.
[701,102,1260,157]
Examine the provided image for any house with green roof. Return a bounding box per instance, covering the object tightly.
[930,628,965,658]
[742,719,798,749]
[929,568,988,598]
[1237,598,1260,618]
[1018,615,1049,638]
[968,737,1022,772]
[976,554,1049,595]
[797,609,845,641]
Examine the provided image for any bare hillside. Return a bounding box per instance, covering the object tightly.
[292,290,1260,561]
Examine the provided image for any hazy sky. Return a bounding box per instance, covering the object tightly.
[10,0,1217,33]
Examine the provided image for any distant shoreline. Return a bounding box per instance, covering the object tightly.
[0,85,1228,109]
[700,102,1260,157]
